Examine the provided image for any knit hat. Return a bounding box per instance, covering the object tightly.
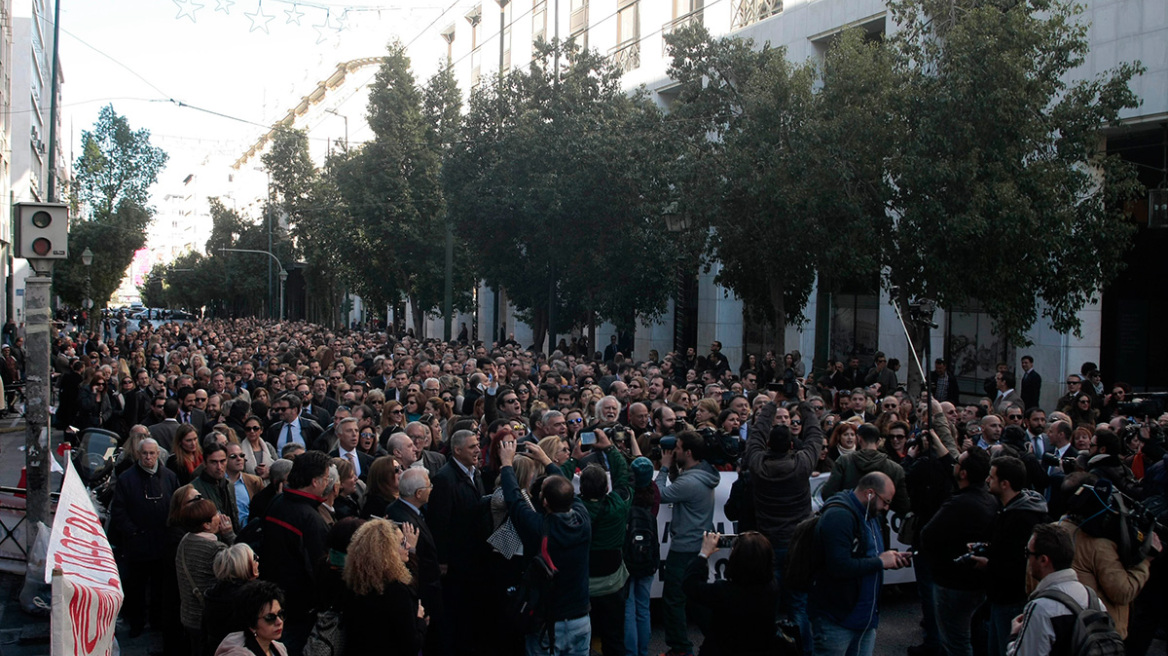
[631,457,654,489]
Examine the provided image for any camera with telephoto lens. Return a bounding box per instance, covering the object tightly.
[953,542,990,565]
[1040,451,1078,472]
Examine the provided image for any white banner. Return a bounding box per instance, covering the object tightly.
[650,471,914,597]
[45,458,122,656]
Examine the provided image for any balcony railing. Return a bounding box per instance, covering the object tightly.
[662,8,704,55]
[610,39,641,73]
[731,0,782,30]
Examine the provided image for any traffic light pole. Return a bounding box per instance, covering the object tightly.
[21,262,53,598]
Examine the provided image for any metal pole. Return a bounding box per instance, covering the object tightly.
[22,266,52,568]
[46,0,61,201]
[279,273,287,321]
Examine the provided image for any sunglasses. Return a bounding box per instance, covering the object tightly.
[568,417,583,424]
[246,426,263,432]
[790,420,802,425]
[228,454,246,460]
[260,611,286,624]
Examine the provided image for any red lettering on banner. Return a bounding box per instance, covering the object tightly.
[53,550,119,577]
[59,534,115,560]
[64,506,105,534]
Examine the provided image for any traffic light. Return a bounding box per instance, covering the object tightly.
[15,202,69,259]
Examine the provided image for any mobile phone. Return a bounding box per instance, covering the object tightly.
[579,431,597,451]
[716,534,738,549]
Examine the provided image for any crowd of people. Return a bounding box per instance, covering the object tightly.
[38,314,1168,656]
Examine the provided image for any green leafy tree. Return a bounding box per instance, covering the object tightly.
[446,41,676,350]
[665,26,882,355]
[885,0,1144,389]
[55,105,167,311]
[329,42,473,336]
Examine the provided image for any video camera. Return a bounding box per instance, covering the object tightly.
[1072,480,1164,567]
[1040,451,1079,472]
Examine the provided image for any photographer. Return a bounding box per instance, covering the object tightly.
[743,399,823,652]
[978,456,1050,656]
[683,531,778,656]
[1056,473,1161,638]
[920,448,997,656]
[902,418,957,656]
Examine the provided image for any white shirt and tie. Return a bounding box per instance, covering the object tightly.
[337,445,363,477]
[278,418,306,451]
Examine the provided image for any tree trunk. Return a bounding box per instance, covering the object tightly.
[531,309,547,354]
[410,296,426,340]
[769,280,787,357]
[587,309,596,361]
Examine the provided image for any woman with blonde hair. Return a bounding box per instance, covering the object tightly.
[693,398,721,430]
[341,519,426,656]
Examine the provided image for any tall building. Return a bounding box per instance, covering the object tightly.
[430,0,1168,405]
[8,0,62,326]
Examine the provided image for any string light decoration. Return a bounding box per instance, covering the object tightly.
[284,4,305,25]
[173,0,205,22]
[244,0,276,33]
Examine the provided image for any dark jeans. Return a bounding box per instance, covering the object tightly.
[775,544,811,656]
[934,585,985,656]
[914,553,941,649]
[590,588,627,656]
[119,556,169,631]
[663,550,699,653]
[987,602,1023,656]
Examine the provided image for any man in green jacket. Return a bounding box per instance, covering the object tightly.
[579,430,633,656]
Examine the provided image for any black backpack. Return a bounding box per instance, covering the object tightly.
[785,499,863,592]
[1035,588,1125,656]
[508,532,558,641]
[624,505,659,578]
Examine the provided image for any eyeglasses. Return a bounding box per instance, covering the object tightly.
[876,492,894,507]
[791,420,802,426]
[888,433,906,439]
[260,611,286,624]
[228,454,246,460]
[1023,548,1042,559]
[502,397,519,404]
[1066,380,1080,385]
[516,388,529,395]
[390,409,404,414]
[811,404,824,411]
[245,425,263,432]
[568,417,583,424]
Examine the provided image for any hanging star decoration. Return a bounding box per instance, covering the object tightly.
[333,8,349,33]
[214,0,234,14]
[284,4,305,25]
[313,9,332,44]
[173,0,204,22]
[244,0,275,33]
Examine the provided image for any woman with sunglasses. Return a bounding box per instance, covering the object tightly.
[341,519,426,656]
[360,456,403,519]
[213,580,288,656]
[358,426,389,458]
[381,401,407,432]
[514,383,532,414]
[1067,392,1099,430]
[240,415,277,480]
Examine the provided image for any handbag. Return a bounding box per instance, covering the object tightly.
[303,608,345,656]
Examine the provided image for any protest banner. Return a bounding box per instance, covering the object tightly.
[45,458,121,656]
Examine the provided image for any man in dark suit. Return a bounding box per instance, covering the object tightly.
[428,429,486,655]
[266,392,323,453]
[1019,355,1042,411]
[308,377,338,421]
[175,386,206,434]
[329,417,373,481]
[929,358,961,405]
[148,398,181,452]
[387,468,443,656]
[298,382,331,427]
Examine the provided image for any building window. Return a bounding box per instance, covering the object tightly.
[533,0,547,43]
[612,0,639,72]
[569,0,588,49]
[731,0,782,29]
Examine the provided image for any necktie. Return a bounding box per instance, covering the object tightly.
[472,470,484,495]
[345,452,357,474]
[284,423,294,448]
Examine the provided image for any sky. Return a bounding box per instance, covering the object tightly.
[56,0,463,201]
